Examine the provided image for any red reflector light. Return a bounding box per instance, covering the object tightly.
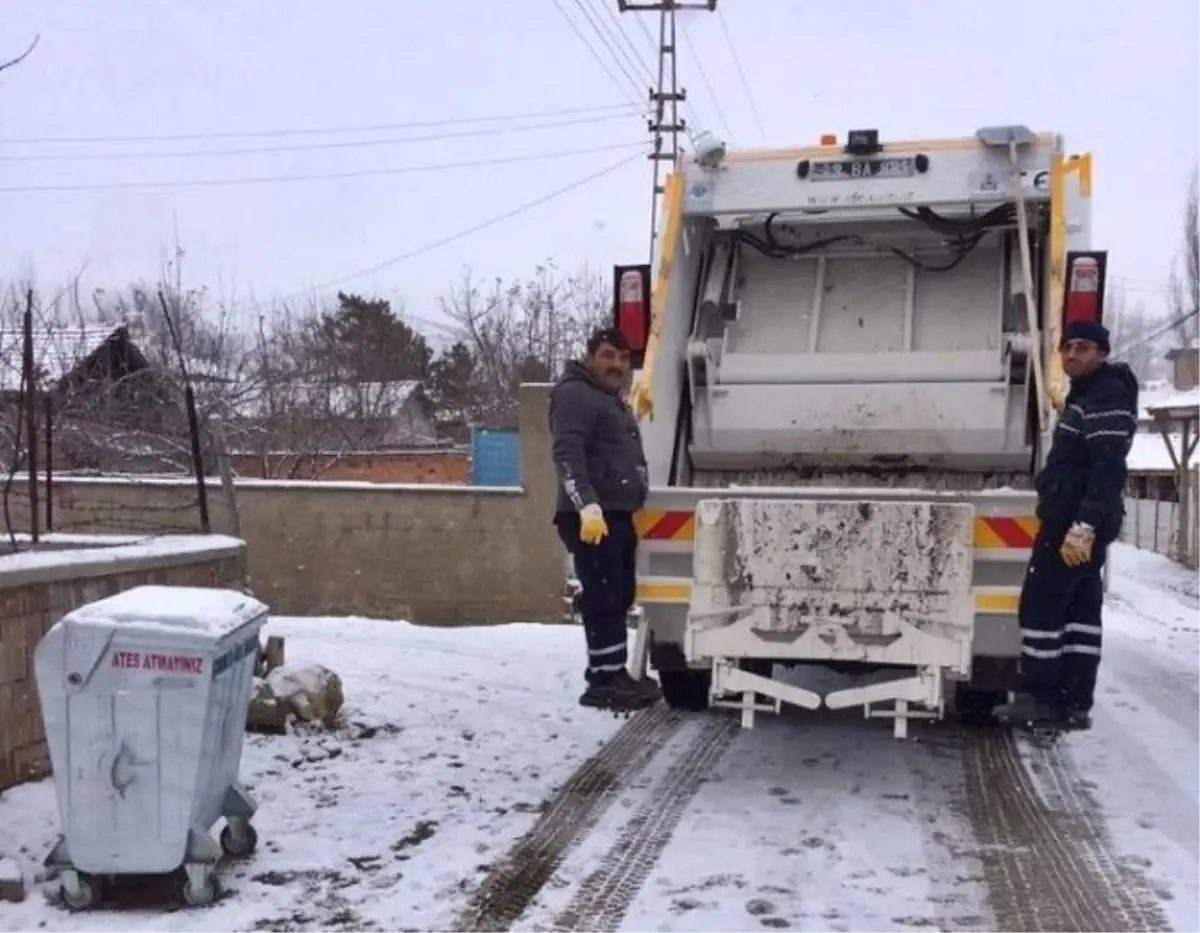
[1064,256,1101,325]
[617,269,647,352]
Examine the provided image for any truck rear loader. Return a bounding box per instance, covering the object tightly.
[606,125,1105,737]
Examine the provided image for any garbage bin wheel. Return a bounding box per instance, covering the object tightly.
[60,870,100,911]
[220,820,259,857]
[181,870,217,908]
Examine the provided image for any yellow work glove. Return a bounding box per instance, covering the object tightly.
[628,378,654,421]
[579,504,609,546]
[1059,522,1095,567]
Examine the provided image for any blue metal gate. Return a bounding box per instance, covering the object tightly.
[469,427,522,486]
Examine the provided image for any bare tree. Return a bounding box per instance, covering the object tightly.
[207,297,436,480]
[0,244,262,479]
[0,34,39,76]
[1106,283,1169,381]
[438,261,611,426]
[1168,164,1200,345]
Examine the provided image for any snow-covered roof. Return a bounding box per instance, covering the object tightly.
[1145,387,1200,415]
[0,323,125,392]
[1127,432,1199,473]
[1139,381,1179,420]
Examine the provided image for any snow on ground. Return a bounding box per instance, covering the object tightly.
[0,543,1195,932]
[1058,544,1200,932]
[0,617,620,932]
[519,701,992,932]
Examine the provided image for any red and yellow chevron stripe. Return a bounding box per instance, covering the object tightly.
[634,509,695,541]
[973,515,1039,549]
[634,508,1039,549]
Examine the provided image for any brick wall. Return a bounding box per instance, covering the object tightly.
[5,385,564,626]
[0,536,246,790]
[227,449,471,484]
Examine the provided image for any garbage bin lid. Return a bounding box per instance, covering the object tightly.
[65,585,268,638]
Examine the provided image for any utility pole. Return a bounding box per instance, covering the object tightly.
[617,0,716,265]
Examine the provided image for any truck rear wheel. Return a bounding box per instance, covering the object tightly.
[659,668,711,711]
[954,683,1007,726]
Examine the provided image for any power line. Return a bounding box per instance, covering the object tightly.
[716,7,767,143]
[619,1,717,264]
[678,25,734,143]
[630,14,702,132]
[0,110,643,164]
[550,0,643,105]
[0,140,645,193]
[0,102,639,146]
[583,0,657,95]
[260,151,643,310]
[599,0,659,87]
[572,0,651,101]
[1112,307,1200,361]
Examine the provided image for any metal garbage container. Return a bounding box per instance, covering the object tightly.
[33,584,269,910]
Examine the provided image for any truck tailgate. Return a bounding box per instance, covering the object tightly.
[690,497,975,638]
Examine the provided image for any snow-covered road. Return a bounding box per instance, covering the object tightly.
[0,544,1195,932]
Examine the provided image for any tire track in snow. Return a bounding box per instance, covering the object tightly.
[1023,735,1184,918]
[962,725,1171,932]
[451,704,683,932]
[549,716,738,932]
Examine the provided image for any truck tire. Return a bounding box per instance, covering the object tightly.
[659,668,711,711]
[954,683,1007,726]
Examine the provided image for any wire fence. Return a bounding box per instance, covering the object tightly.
[1,289,212,549]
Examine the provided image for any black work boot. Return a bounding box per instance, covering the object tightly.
[612,669,662,703]
[993,692,1069,730]
[579,670,661,712]
[1064,709,1093,731]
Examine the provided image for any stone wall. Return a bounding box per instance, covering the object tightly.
[0,535,247,790]
[5,384,565,625]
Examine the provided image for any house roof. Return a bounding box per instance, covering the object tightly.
[1145,387,1200,416]
[1137,381,1197,421]
[0,323,127,392]
[1127,431,1199,473]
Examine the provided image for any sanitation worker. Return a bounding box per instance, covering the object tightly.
[550,327,661,713]
[996,321,1139,732]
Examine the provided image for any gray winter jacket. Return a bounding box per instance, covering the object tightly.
[549,360,649,514]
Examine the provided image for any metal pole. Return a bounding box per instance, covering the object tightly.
[43,395,52,532]
[22,288,38,544]
[157,288,211,534]
[185,384,211,533]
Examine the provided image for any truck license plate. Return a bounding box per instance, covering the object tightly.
[809,157,916,181]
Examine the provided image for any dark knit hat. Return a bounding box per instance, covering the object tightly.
[1063,320,1110,353]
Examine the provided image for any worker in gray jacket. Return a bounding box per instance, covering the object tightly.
[550,327,661,713]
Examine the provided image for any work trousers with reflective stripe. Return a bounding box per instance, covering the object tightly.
[555,510,637,685]
[1018,526,1106,712]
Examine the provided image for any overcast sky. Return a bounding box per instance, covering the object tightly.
[0,0,1196,341]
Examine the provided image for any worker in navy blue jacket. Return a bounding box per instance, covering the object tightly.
[550,327,661,713]
[996,321,1139,732]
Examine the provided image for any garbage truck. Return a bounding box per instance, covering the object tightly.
[609,126,1105,737]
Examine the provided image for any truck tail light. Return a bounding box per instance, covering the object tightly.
[612,264,651,367]
[1063,251,1108,327]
